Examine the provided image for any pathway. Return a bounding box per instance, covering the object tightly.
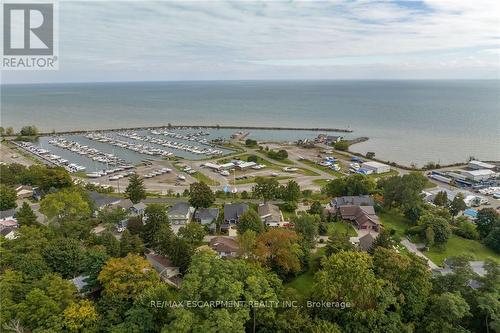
[401,238,439,269]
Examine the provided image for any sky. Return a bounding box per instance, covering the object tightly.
[2,0,500,84]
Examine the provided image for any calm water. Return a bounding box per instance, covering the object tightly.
[2,80,499,166]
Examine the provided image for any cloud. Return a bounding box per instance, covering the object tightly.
[2,0,500,83]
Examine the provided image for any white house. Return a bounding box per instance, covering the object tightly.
[361,161,390,174]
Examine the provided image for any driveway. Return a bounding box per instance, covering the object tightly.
[401,239,439,269]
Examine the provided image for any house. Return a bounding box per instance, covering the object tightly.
[258,203,283,227]
[194,208,219,225]
[130,202,147,216]
[146,252,181,288]
[0,227,17,240]
[88,191,122,211]
[209,236,239,258]
[326,135,343,144]
[15,185,34,199]
[361,161,390,174]
[358,232,376,251]
[167,202,195,225]
[70,275,90,293]
[0,209,16,222]
[330,196,380,232]
[112,198,134,211]
[236,161,257,170]
[222,203,249,230]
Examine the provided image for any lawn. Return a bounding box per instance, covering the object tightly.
[192,171,220,186]
[425,235,500,265]
[285,248,326,297]
[328,221,357,237]
[312,179,331,187]
[378,210,411,238]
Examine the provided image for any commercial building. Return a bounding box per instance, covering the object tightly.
[461,169,497,182]
[361,161,390,174]
[468,160,495,170]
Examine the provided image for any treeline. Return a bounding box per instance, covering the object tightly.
[0,125,39,137]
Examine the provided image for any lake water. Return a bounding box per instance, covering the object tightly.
[2,80,499,166]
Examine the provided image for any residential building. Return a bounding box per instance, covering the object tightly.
[146,252,181,288]
[209,236,239,258]
[167,202,194,225]
[194,208,219,225]
[15,185,34,199]
[130,202,147,216]
[330,196,380,232]
[258,203,283,227]
[88,191,122,211]
[0,209,16,222]
[224,203,249,224]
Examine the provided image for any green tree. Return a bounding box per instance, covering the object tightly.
[418,212,451,246]
[141,204,169,247]
[20,125,38,136]
[40,189,91,221]
[454,216,479,240]
[449,193,467,217]
[98,207,128,226]
[189,182,215,208]
[15,201,37,226]
[5,127,14,136]
[281,180,301,202]
[484,227,500,253]
[476,208,499,239]
[168,237,194,274]
[17,288,64,331]
[255,229,303,276]
[325,232,354,256]
[433,191,448,206]
[292,213,320,249]
[323,174,375,197]
[424,292,470,333]
[120,229,144,257]
[253,177,279,201]
[43,238,86,278]
[334,140,349,151]
[237,230,257,259]
[63,300,99,332]
[125,173,146,204]
[238,209,264,234]
[0,184,17,210]
[178,222,206,246]
[307,201,324,216]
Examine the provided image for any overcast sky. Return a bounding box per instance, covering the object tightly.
[3,0,500,84]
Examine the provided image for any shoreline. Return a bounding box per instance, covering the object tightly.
[33,124,353,136]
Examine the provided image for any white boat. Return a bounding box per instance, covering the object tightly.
[177,175,186,181]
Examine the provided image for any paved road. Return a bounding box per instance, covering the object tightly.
[401,239,439,269]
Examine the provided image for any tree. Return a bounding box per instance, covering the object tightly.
[418,212,451,246]
[368,229,394,254]
[454,216,479,240]
[292,213,320,249]
[373,248,432,322]
[63,300,99,332]
[484,227,500,253]
[255,229,303,276]
[253,177,279,201]
[98,207,128,226]
[125,173,146,203]
[120,229,144,257]
[237,230,257,259]
[126,216,143,235]
[15,202,37,226]
[178,222,206,246]
[281,180,301,202]
[378,172,427,209]
[334,140,349,151]
[168,237,194,274]
[98,254,159,300]
[449,193,466,217]
[238,209,264,234]
[433,191,448,206]
[189,182,215,208]
[424,292,470,333]
[20,125,38,136]
[476,208,499,239]
[43,238,86,278]
[16,288,64,331]
[0,184,17,210]
[325,232,354,256]
[141,204,169,247]
[40,189,91,221]
[308,201,323,216]
[323,174,375,197]
[5,127,14,136]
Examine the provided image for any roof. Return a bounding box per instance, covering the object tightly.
[132,202,147,211]
[146,252,177,269]
[114,199,134,210]
[361,161,389,168]
[463,169,496,176]
[88,191,121,208]
[0,227,16,236]
[469,160,495,169]
[71,275,89,292]
[237,162,257,169]
[359,233,376,251]
[463,209,478,218]
[0,219,19,228]
[0,209,16,219]
[210,236,239,253]
[224,203,249,221]
[258,203,282,223]
[194,208,219,221]
[168,202,192,216]
[332,195,374,207]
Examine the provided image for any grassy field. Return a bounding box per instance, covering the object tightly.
[285,248,326,297]
[425,235,500,265]
[378,210,411,238]
[234,175,292,185]
[328,221,358,237]
[192,171,220,186]
[312,179,331,187]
